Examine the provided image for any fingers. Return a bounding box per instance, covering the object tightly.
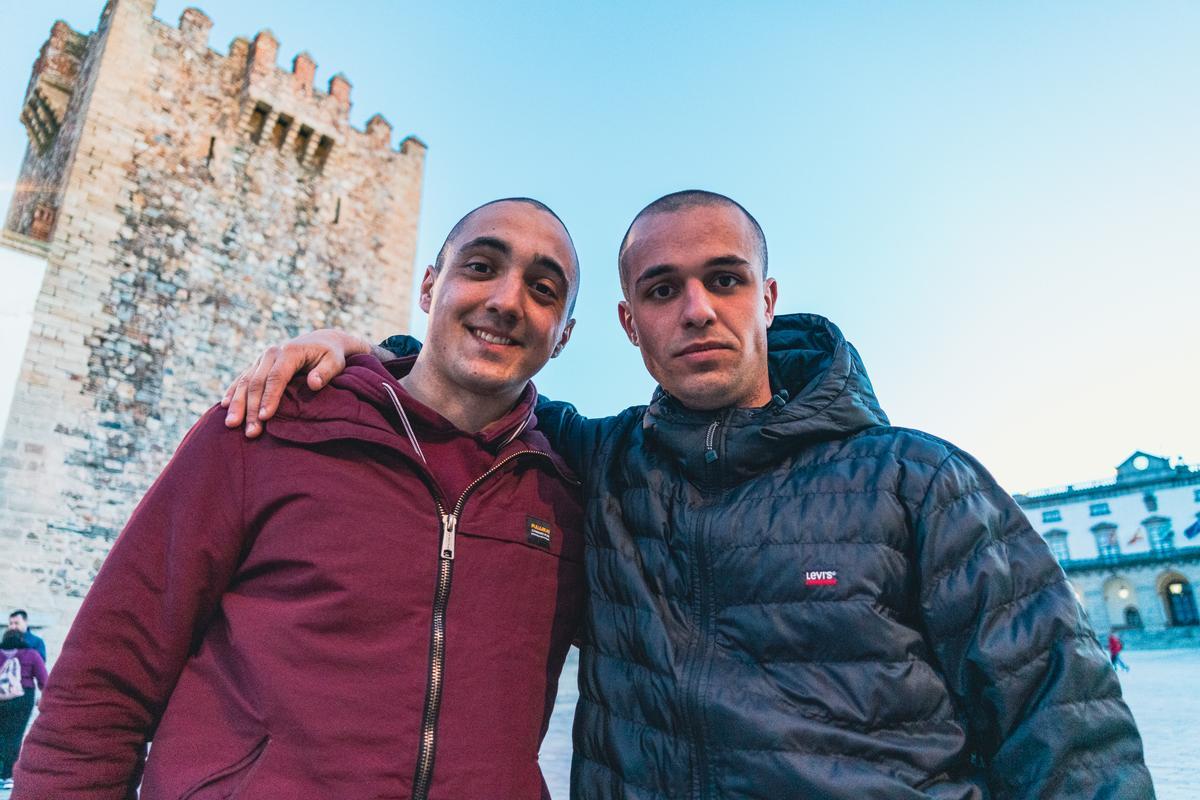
[243,347,281,437]
[223,360,259,430]
[257,345,311,421]
[305,349,346,393]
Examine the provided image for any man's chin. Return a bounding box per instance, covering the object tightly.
[454,365,536,397]
[665,378,738,412]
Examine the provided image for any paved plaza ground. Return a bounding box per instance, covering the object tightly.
[540,646,1197,799]
[0,647,1188,797]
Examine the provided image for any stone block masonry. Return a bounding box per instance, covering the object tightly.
[0,0,426,654]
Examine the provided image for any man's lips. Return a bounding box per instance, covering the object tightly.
[467,325,521,347]
[674,341,734,358]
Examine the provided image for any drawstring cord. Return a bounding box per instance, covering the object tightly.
[381,382,428,465]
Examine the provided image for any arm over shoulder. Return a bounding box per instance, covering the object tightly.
[915,448,1153,799]
[534,397,628,479]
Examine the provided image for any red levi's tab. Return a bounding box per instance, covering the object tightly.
[805,570,838,587]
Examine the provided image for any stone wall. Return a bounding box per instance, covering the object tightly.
[0,0,425,654]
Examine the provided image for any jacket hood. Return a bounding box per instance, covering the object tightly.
[267,354,544,463]
[644,313,888,488]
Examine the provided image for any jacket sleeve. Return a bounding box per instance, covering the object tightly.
[915,448,1153,799]
[29,651,48,690]
[533,397,617,479]
[14,408,248,800]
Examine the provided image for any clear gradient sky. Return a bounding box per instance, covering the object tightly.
[2,1,1197,493]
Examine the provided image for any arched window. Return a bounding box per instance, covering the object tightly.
[1103,576,1137,630]
[1124,606,1143,628]
[1160,574,1199,627]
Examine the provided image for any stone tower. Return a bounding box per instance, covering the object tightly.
[0,0,426,650]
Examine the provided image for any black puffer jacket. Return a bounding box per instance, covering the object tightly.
[536,314,1152,800]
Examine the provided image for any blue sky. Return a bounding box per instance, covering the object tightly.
[2,1,1198,491]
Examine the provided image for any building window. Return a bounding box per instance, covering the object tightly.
[1144,517,1174,552]
[1164,579,1199,627]
[1194,488,1200,502]
[1043,530,1070,562]
[1089,502,1111,517]
[1143,493,1158,512]
[1093,524,1120,559]
[1042,510,1062,523]
[1124,606,1143,628]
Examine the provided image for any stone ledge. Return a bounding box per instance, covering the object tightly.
[1,229,51,257]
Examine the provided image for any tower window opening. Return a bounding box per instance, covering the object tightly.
[295,125,314,164]
[248,102,271,143]
[205,136,216,166]
[271,114,294,149]
[314,135,334,172]
[333,197,341,224]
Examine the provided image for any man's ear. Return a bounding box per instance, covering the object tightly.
[551,318,576,358]
[419,266,438,313]
[762,277,778,327]
[617,300,639,347]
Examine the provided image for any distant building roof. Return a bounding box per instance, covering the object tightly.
[1015,451,1200,508]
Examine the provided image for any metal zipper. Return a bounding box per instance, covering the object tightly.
[410,449,558,800]
[687,509,715,800]
[703,420,720,464]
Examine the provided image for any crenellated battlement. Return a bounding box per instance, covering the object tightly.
[20,21,89,154]
[0,0,425,647]
[16,1,426,168]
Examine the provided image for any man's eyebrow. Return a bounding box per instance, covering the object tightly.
[531,255,568,286]
[457,236,511,257]
[633,255,751,289]
[704,255,752,270]
[633,263,677,288]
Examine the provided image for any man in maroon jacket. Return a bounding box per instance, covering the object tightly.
[15,198,585,800]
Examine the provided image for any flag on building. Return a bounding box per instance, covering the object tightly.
[1185,517,1200,540]
[1127,526,1145,546]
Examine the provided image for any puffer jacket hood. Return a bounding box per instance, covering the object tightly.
[644,313,888,488]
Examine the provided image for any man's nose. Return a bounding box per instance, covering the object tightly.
[679,281,717,328]
[485,271,525,320]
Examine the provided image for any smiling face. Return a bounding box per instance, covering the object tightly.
[418,200,578,401]
[618,203,777,410]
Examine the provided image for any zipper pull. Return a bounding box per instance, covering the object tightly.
[704,420,720,464]
[440,513,457,561]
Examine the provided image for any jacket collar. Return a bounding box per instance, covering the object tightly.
[264,354,566,477]
[643,313,888,490]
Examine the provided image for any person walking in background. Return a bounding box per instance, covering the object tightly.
[0,630,47,789]
[1109,631,1131,672]
[5,613,44,665]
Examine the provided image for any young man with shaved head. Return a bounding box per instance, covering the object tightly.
[16,199,587,799]
[231,190,1150,798]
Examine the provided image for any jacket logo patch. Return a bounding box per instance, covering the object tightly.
[526,517,552,550]
[805,570,838,587]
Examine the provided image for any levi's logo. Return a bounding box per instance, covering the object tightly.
[805,570,838,587]
[526,517,552,550]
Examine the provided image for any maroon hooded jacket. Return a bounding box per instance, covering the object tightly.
[15,356,584,799]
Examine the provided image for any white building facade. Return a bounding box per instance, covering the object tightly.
[1015,452,1200,649]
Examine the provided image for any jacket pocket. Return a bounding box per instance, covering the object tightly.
[178,734,270,800]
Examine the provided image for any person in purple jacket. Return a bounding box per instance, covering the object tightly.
[16,198,585,799]
[0,629,47,788]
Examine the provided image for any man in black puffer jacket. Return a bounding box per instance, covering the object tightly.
[536,191,1152,799]
[224,190,1153,799]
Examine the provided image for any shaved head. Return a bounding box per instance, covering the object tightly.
[618,190,767,294]
[435,198,580,314]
